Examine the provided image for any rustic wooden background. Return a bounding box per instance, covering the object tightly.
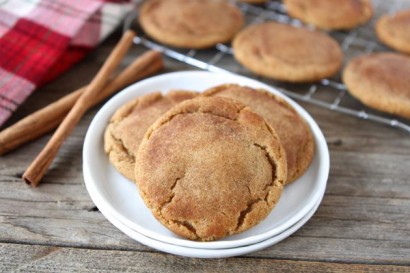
[1,2,410,272]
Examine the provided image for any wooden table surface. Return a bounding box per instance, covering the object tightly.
[2,7,410,273]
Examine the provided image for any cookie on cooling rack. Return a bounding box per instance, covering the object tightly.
[232,22,343,83]
[283,0,373,30]
[139,0,244,49]
[134,96,287,241]
[342,53,410,119]
[203,84,314,184]
[104,91,197,181]
[376,10,410,55]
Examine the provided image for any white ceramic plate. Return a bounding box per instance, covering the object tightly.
[83,71,329,250]
[84,164,323,258]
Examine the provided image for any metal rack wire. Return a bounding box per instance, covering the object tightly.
[125,0,410,134]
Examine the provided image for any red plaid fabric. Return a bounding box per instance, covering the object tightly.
[0,0,136,126]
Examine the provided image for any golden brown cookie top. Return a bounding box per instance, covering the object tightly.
[203,84,314,184]
[284,0,373,30]
[139,0,244,49]
[342,53,410,119]
[232,22,343,82]
[104,90,197,181]
[135,96,287,241]
[376,10,410,55]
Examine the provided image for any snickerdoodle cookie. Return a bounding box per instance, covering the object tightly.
[104,90,197,181]
[134,96,287,241]
[342,53,410,119]
[284,0,373,30]
[139,0,244,49]
[376,10,410,55]
[232,22,343,82]
[203,84,314,184]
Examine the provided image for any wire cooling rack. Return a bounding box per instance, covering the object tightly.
[125,0,410,134]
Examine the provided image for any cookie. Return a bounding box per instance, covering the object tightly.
[376,10,410,55]
[284,0,373,30]
[203,84,314,184]
[342,53,410,119]
[139,0,244,49]
[104,90,197,181]
[135,96,287,241]
[232,22,343,82]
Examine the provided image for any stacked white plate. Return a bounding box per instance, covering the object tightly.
[83,71,330,258]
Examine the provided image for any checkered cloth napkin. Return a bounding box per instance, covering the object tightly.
[0,0,136,126]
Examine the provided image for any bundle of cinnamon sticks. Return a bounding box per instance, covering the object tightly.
[0,30,164,187]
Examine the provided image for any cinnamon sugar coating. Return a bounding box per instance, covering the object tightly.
[135,97,287,241]
[204,84,314,184]
[284,0,373,30]
[139,0,244,49]
[376,10,410,55]
[233,22,343,82]
[343,53,410,119]
[104,91,197,181]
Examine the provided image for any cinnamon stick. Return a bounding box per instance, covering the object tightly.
[23,30,136,187]
[0,50,163,155]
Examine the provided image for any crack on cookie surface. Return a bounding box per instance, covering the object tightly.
[173,220,199,240]
[252,143,277,188]
[246,185,252,196]
[108,129,136,160]
[160,176,183,210]
[233,142,281,231]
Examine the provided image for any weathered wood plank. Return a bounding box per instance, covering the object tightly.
[325,176,410,199]
[1,243,409,273]
[1,175,409,263]
[329,152,410,182]
[255,236,410,265]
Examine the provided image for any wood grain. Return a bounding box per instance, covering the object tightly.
[1,243,409,273]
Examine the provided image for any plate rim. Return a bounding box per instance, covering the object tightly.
[83,71,329,249]
[84,164,324,258]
